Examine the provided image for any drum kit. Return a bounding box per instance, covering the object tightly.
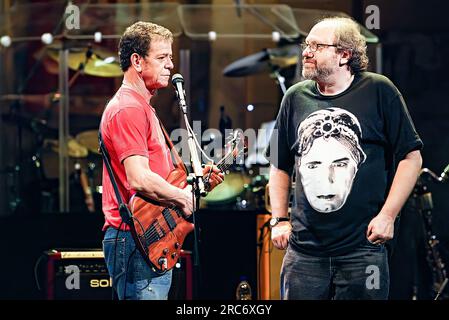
[1,43,121,214]
[203,44,299,211]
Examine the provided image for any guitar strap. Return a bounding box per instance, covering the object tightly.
[98,128,133,226]
[153,113,188,175]
[97,111,188,226]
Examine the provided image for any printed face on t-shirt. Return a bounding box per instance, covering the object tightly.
[296,107,366,213]
[299,136,358,213]
[140,38,174,90]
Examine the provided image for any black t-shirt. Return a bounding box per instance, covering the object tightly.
[266,72,423,257]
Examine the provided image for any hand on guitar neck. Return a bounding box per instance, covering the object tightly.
[202,164,225,192]
[178,164,224,217]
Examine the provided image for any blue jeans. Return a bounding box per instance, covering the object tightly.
[280,239,389,300]
[102,227,172,300]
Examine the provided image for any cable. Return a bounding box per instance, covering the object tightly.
[435,278,449,300]
[123,247,137,300]
[111,221,123,300]
[185,118,215,163]
[33,253,47,292]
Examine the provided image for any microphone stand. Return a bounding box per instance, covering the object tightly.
[176,93,205,300]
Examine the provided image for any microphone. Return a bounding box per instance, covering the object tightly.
[440,164,449,182]
[171,73,187,113]
[172,73,207,196]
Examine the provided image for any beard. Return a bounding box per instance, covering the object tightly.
[302,60,337,82]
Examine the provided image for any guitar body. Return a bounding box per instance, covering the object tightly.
[129,167,194,273]
[127,130,246,274]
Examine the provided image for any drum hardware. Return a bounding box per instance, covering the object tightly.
[87,162,97,194]
[223,45,300,78]
[0,166,22,213]
[414,167,449,300]
[223,44,300,95]
[73,161,95,213]
[236,174,269,211]
[9,118,102,214]
[1,0,127,212]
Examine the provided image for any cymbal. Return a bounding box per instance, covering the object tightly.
[223,44,300,77]
[76,130,100,155]
[46,138,89,158]
[45,44,123,78]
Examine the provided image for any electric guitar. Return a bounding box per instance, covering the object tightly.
[128,131,246,273]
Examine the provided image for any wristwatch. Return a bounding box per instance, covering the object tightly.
[269,216,289,228]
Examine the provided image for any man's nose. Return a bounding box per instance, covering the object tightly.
[302,48,314,58]
[327,168,335,184]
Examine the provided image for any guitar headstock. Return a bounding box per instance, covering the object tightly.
[220,130,248,167]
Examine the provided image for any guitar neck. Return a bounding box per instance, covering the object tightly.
[203,148,243,186]
[216,151,236,172]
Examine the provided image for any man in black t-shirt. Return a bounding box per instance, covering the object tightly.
[266,17,423,299]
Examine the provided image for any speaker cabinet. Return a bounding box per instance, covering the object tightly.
[44,249,192,300]
[256,214,286,300]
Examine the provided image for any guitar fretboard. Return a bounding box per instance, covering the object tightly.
[204,146,244,186]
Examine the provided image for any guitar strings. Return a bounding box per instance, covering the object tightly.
[139,211,178,244]
[135,147,245,246]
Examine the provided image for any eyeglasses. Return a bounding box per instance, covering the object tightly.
[300,42,339,52]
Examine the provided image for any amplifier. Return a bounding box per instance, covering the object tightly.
[44,248,192,300]
[45,249,112,300]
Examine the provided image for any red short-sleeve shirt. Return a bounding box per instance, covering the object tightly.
[100,87,174,230]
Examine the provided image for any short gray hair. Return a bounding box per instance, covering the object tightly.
[317,17,369,73]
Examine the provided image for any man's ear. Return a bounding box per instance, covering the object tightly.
[339,49,352,67]
[130,53,142,73]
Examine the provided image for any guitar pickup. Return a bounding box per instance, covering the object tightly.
[162,208,177,231]
[173,207,187,219]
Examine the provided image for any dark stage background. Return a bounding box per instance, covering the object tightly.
[0,0,448,300]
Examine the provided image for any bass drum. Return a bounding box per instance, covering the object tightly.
[202,171,251,207]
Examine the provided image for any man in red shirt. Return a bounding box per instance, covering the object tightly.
[100,21,223,300]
